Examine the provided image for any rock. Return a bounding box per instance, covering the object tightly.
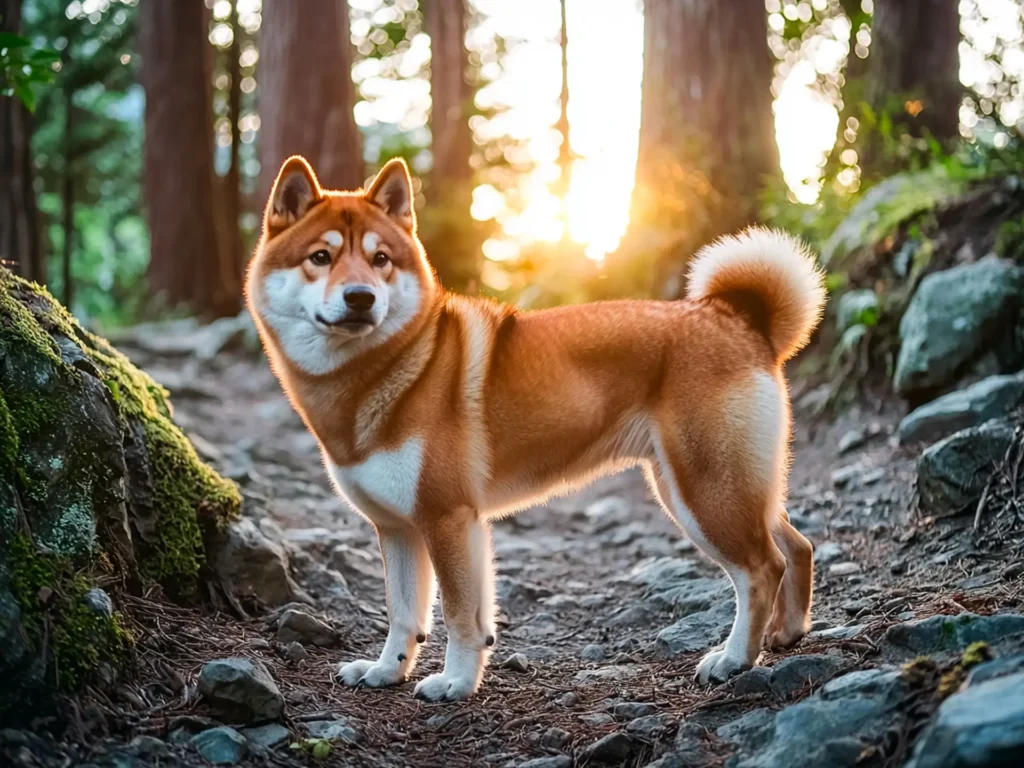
[883,612,1024,658]
[580,732,633,764]
[83,588,113,618]
[631,557,698,586]
[241,723,291,749]
[818,668,906,704]
[836,289,879,334]
[807,624,865,641]
[716,708,776,751]
[836,428,867,454]
[518,757,572,768]
[965,652,1024,686]
[190,726,248,765]
[580,643,606,661]
[305,718,360,744]
[557,691,581,707]
[128,735,170,757]
[827,562,861,577]
[655,600,735,657]
[733,695,895,768]
[213,518,310,607]
[905,672,1024,768]
[627,715,669,738]
[276,609,339,648]
[894,257,1024,395]
[520,645,558,661]
[573,665,638,685]
[918,419,1017,516]
[822,172,962,272]
[769,655,848,698]
[197,658,284,724]
[829,464,861,487]
[731,666,773,695]
[646,576,732,614]
[579,712,615,727]
[614,702,656,719]
[328,544,383,583]
[539,727,570,750]
[899,372,1024,444]
[283,642,309,663]
[813,542,844,566]
[501,653,530,673]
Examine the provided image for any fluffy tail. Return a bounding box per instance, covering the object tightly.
[686,227,826,363]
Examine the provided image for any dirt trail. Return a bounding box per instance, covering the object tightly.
[29,335,1022,768]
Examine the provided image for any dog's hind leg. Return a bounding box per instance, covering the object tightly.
[647,403,787,684]
[337,525,436,687]
[414,508,496,701]
[766,510,814,648]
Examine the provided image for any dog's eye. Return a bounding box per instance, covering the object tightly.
[308,250,331,267]
[371,251,390,268]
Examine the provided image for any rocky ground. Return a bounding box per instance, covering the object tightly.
[3,317,1024,768]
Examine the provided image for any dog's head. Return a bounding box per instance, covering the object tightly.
[247,156,437,375]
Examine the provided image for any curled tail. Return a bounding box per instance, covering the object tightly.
[686,227,826,363]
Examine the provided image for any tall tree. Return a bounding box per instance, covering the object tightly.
[0,0,44,284]
[859,0,960,172]
[629,0,777,276]
[423,0,479,289]
[140,1,236,315]
[258,0,362,198]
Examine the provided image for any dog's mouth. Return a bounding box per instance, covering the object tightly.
[314,313,376,335]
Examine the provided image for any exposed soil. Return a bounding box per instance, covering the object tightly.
[8,332,1024,768]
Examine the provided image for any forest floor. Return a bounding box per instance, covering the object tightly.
[14,326,1024,768]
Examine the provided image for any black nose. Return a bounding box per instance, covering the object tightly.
[344,286,376,312]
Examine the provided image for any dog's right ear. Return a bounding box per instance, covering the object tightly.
[265,156,322,235]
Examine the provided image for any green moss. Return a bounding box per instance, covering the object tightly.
[0,268,241,595]
[0,391,18,474]
[8,535,133,690]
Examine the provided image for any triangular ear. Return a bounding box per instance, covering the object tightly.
[365,158,415,232]
[266,156,322,233]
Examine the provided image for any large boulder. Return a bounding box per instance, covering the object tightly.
[917,419,1017,516]
[899,372,1024,444]
[0,268,241,719]
[894,257,1024,396]
[905,671,1024,768]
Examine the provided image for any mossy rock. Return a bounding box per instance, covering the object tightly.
[0,267,240,718]
[821,169,965,275]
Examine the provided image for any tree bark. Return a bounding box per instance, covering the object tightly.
[422,0,480,290]
[140,0,233,315]
[0,0,45,285]
[258,0,362,197]
[630,0,777,273]
[862,0,961,159]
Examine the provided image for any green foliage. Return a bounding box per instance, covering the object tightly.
[290,738,333,761]
[23,0,146,325]
[0,29,58,111]
[8,534,133,690]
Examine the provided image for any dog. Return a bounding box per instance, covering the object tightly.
[245,155,826,701]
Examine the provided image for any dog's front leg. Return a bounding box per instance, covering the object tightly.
[413,509,495,702]
[337,525,436,687]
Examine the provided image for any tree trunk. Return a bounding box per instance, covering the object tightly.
[258,0,362,197]
[140,0,233,316]
[629,0,777,282]
[423,0,480,289]
[860,0,961,170]
[555,0,571,243]
[221,0,243,301]
[0,0,45,285]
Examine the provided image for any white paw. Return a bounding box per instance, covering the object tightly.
[336,659,405,688]
[413,672,478,702]
[695,649,751,685]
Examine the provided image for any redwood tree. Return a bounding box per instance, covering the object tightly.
[628,0,777,278]
[0,0,45,284]
[140,0,237,315]
[422,0,480,290]
[859,0,961,172]
[258,0,362,197]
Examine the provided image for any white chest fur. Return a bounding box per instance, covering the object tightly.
[326,437,425,524]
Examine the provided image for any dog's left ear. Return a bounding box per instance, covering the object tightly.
[366,158,415,233]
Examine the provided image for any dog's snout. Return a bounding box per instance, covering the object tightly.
[344,285,376,312]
